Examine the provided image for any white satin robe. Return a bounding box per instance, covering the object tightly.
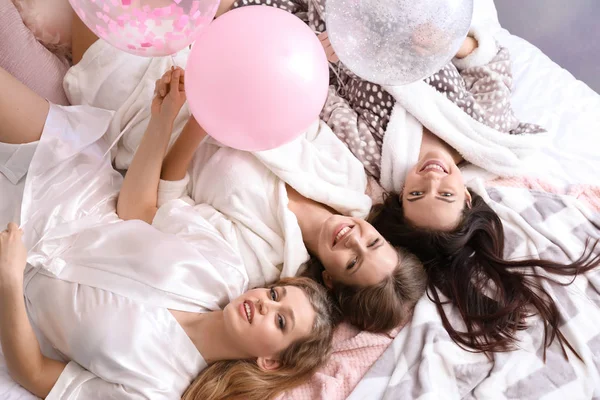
[11,105,249,399]
[64,39,374,289]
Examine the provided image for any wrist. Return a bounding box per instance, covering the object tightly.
[148,116,175,132]
[0,274,23,292]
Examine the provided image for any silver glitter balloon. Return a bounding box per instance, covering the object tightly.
[326,0,474,86]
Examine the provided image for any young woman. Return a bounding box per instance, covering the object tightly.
[0,65,336,400]
[65,12,428,334]
[226,0,600,358]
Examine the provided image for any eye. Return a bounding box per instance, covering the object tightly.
[347,257,358,270]
[270,287,278,301]
[440,192,454,197]
[277,315,286,330]
[409,191,423,196]
[368,238,380,247]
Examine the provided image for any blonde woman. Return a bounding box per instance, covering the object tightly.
[0,65,335,400]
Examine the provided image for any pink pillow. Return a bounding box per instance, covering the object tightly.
[0,0,70,105]
[11,0,72,59]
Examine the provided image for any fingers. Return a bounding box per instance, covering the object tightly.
[178,69,185,92]
[4,223,22,237]
[160,72,172,97]
[170,68,181,94]
[155,68,185,99]
[327,49,339,63]
[318,31,339,63]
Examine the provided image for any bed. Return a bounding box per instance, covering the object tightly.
[1,0,599,399]
[347,2,600,399]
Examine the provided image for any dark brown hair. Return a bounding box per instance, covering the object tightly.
[182,277,336,400]
[302,247,427,332]
[369,191,600,358]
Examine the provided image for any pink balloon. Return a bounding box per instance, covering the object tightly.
[69,0,219,57]
[185,6,330,151]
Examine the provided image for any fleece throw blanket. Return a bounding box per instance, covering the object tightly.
[349,179,600,400]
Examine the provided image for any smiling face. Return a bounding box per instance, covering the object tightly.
[402,150,471,231]
[313,215,399,287]
[223,286,316,362]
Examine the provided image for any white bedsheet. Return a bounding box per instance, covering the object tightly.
[500,30,600,187]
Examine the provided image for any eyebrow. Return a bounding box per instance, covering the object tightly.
[280,287,296,331]
[407,196,456,204]
[349,240,385,276]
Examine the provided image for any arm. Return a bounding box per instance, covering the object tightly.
[455,36,479,59]
[117,68,187,224]
[160,116,207,182]
[0,223,66,398]
[215,0,236,17]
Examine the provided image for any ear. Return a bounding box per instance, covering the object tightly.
[321,270,334,289]
[464,188,472,209]
[256,357,281,371]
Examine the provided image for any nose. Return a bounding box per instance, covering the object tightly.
[422,170,442,181]
[344,231,365,251]
[257,298,278,316]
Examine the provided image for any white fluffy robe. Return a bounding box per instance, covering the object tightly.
[157,119,372,288]
[379,26,548,193]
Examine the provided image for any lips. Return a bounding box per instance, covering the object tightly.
[240,300,254,323]
[419,159,448,174]
[332,224,354,247]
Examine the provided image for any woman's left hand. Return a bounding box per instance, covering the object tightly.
[455,36,478,59]
[0,223,27,285]
[151,67,187,124]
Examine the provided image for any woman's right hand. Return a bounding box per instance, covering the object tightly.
[151,67,187,125]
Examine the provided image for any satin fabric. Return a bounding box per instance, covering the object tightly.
[15,104,248,398]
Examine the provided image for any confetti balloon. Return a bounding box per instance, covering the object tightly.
[326,0,474,85]
[69,0,220,57]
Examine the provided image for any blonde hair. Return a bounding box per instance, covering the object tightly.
[182,277,335,400]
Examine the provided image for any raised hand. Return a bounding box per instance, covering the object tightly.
[151,67,187,124]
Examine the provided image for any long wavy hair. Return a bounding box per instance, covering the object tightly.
[181,277,335,400]
[302,247,427,332]
[369,191,600,358]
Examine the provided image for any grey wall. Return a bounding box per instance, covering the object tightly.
[494,0,600,93]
